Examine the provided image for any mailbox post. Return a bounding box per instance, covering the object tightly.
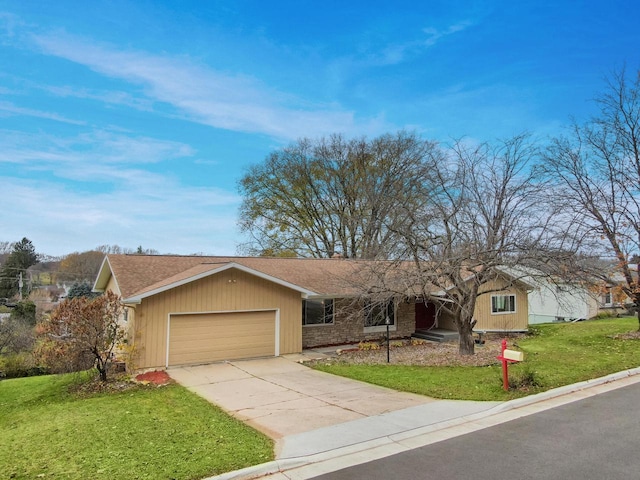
[385,315,391,363]
[496,339,524,391]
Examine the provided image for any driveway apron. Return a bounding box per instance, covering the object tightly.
[168,357,433,439]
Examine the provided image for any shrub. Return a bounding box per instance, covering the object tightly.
[358,341,380,351]
[66,282,100,300]
[34,337,94,374]
[0,352,48,379]
[508,365,543,390]
[37,291,125,382]
[10,300,37,326]
[0,315,35,355]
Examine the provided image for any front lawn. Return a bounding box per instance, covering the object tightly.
[312,317,640,401]
[0,372,273,480]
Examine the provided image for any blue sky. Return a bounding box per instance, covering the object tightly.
[1,1,639,257]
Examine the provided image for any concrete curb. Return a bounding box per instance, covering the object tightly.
[484,366,640,415]
[204,367,640,480]
[203,458,307,480]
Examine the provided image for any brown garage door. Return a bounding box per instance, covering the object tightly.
[168,311,276,366]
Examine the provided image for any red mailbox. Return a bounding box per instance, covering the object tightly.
[496,339,524,391]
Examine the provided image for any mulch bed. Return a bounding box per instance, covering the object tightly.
[69,370,173,397]
[314,335,527,367]
[70,372,139,396]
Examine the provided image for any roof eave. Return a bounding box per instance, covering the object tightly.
[124,262,319,303]
[92,255,119,293]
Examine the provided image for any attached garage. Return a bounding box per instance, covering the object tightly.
[95,257,316,369]
[167,310,279,367]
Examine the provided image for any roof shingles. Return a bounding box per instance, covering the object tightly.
[103,254,370,299]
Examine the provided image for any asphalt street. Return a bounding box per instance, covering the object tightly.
[311,382,640,480]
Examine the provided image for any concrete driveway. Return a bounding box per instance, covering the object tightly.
[168,356,433,439]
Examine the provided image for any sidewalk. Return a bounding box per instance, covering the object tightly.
[206,366,640,480]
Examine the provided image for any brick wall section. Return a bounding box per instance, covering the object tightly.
[302,299,416,348]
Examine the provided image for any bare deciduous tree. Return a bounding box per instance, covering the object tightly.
[56,250,106,283]
[0,315,35,356]
[0,241,13,255]
[238,131,437,259]
[381,135,561,354]
[542,67,640,328]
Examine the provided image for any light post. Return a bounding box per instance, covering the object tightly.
[385,315,391,363]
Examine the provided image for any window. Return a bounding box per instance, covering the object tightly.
[491,294,516,314]
[302,299,334,325]
[364,300,395,327]
[603,292,612,305]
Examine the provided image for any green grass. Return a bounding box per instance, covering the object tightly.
[0,372,273,480]
[313,317,640,401]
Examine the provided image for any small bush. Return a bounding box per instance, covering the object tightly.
[509,366,543,391]
[0,316,35,354]
[390,340,404,348]
[411,338,427,346]
[34,338,94,374]
[10,300,37,326]
[358,341,380,351]
[0,352,48,379]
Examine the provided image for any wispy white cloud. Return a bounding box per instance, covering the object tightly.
[0,126,238,256]
[365,21,474,67]
[42,84,156,112]
[0,12,24,40]
[0,129,195,182]
[0,101,86,125]
[0,176,240,256]
[29,32,391,140]
[423,22,472,47]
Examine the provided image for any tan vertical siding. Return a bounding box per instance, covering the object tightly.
[474,278,529,331]
[105,275,121,296]
[134,268,303,369]
[438,311,456,330]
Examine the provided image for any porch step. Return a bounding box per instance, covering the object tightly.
[412,329,459,343]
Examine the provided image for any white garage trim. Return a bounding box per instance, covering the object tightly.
[165,308,280,368]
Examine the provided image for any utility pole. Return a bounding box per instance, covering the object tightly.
[18,272,23,301]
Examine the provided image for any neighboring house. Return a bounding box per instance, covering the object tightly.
[527,278,598,324]
[498,267,599,324]
[595,264,637,314]
[93,254,530,370]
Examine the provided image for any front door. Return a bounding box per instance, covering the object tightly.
[415,301,437,330]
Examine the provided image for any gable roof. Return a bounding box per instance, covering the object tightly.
[93,254,372,302]
[93,254,535,304]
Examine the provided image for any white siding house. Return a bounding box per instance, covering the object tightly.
[528,279,598,324]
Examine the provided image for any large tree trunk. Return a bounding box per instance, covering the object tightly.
[458,317,475,355]
[456,289,478,355]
